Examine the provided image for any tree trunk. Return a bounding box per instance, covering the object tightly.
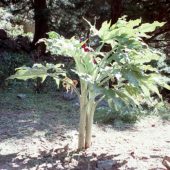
[111,0,122,24]
[32,0,49,93]
[32,0,49,45]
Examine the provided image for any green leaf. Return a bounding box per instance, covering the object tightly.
[47,31,59,39]
[137,21,165,35]
[98,21,111,40]
[8,63,66,84]
[54,77,60,88]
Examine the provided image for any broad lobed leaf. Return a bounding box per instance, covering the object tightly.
[8,63,66,87]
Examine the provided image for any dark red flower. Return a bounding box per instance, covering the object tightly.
[81,43,90,52]
[80,37,96,64]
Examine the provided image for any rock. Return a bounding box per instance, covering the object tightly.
[17,93,27,99]
[95,96,108,107]
[55,160,61,164]
[4,39,19,51]
[98,100,108,107]
[97,159,117,170]
[0,29,7,40]
[92,152,97,157]
[162,156,170,170]
[72,102,80,107]
[39,163,47,168]
[47,163,53,169]
[62,91,77,101]
[56,164,64,170]
[64,157,70,163]
[16,35,31,52]
[71,158,78,166]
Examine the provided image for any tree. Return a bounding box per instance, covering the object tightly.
[32,0,49,45]
[93,0,123,29]
[9,17,170,150]
[0,0,49,46]
[110,0,122,24]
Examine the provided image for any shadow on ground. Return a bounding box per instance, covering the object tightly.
[0,148,128,170]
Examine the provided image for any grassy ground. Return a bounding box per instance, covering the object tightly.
[0,86,170,170]
[0,87,79,140]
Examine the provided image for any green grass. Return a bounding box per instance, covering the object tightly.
[0,86,79,142]
[0,87,74,114]
[0,85,170,125]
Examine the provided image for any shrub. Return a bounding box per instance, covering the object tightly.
[0,52,31,87]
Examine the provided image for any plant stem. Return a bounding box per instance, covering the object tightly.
[85,102,95,148]
[78,95,87,150]
[78,80,88,150]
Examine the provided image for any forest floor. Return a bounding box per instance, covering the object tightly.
[0,88,170,170]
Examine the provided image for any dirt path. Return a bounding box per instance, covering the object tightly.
[0,108,169,170]
[90,117,170,170]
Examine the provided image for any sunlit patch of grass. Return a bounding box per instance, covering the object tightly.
[0,86,79,145]
[1,85,169,125]
[0,87,75,115]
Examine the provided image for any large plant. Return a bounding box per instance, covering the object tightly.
[9,17,170,150]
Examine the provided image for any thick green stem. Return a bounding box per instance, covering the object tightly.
[85,102,96,149]
[78,95,87,150]
[78,82,97,150]
[78,80,88,150]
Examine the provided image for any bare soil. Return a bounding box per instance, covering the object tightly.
[0,91,170,170]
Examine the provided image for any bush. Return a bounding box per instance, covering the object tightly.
[0,52,31,87]
[95,98,170,124]
[0,7,33,39]
[95,105,140,123]
[0,7,24,37]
